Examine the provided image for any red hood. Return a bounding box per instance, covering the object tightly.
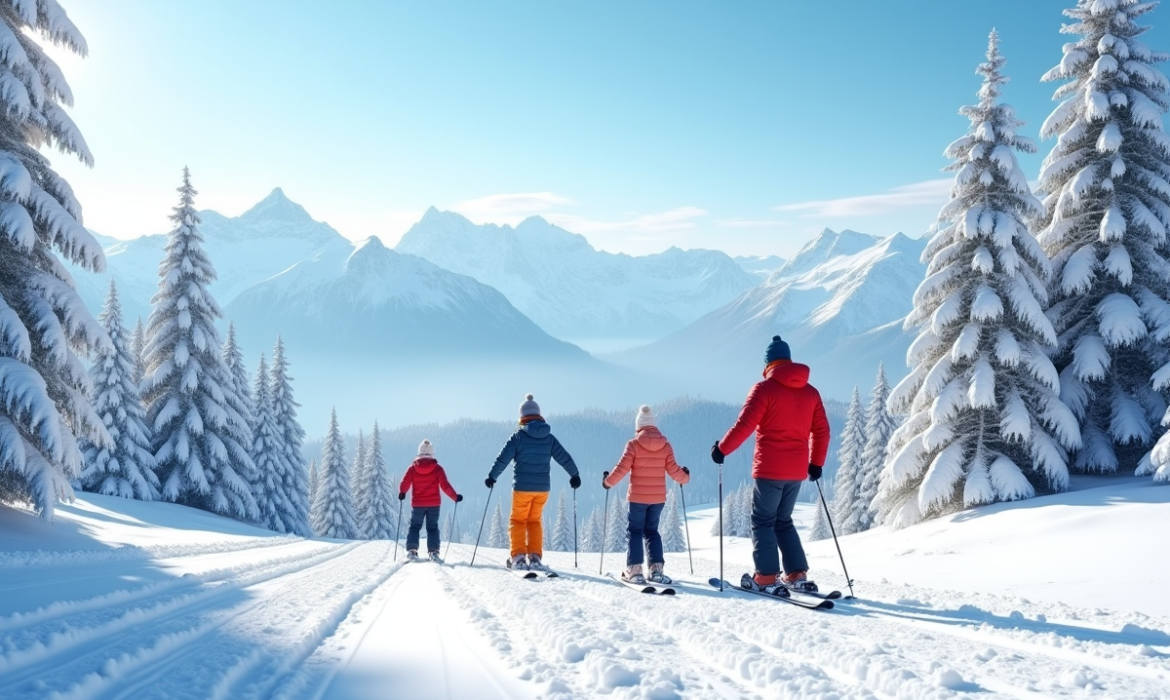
[411,457,438,474]
[765,361,810,388]
[634,426,667,451]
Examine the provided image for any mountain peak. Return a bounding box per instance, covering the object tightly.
[240,188,312,223]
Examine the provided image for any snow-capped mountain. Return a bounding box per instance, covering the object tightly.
[395,209,759,347]
[72,188,350,324]
[616,228,927,403]
[733,254,786,279]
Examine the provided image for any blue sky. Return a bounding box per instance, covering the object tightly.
[49,1,1170,257]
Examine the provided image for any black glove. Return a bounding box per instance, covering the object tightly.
[485,477,496,488]
[601,473,611,490]
[681,466,690,475]
[398,492,406,501]
[711,442,725,465]
[569,475,581,489]
[808,464,823,482]
[456,494,464,502]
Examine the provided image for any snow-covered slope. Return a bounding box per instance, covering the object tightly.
[733,254,786,278]
[71,188,351,324]
[395,208,759,346]
[616,228,927,402]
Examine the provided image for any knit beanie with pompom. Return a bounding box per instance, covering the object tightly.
[635,405,657,431]
[519,394,541,418]
[417,439,435,458]
[765,335,791,365]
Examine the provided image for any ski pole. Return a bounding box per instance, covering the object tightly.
[599,471,610,575]
[679,483,693,575]
[470,485,494,567]
[572,487,579,569]
[443,499,459,561]
[816,479,856,599]
[718,462,724,591]
[393,497,403,560]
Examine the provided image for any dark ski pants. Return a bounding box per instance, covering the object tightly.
[751,478,809,577]
[406,505,441,553]
[627,502,665,567]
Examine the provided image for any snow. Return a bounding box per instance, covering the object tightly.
[0,477,1167,699]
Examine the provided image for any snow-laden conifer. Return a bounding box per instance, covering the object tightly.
[0,3,110,517]
[310,409,356,538]
[581,508,603,552]
[551,490,572,551]
[142,170,257,519]
[882,32,1081,527]
[250,354,293,533]
[349,429,367,534]
[268,337,310,535]
[606,488,628,552]
[829,387,865,534]
[221,323,254,496]
[356,421,397,539]
[1037,1,1170,475]
[487,501,508,548]
[854,365,897,532]
[308,458,318,505]
[80,282,158,500]
[130,318,146,388]
[661,488,687,553]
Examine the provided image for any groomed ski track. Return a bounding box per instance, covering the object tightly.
[3,541,1168,700]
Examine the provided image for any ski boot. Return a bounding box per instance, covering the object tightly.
[741,572,790,597]
[648,563,672,585]
[507,553,529,570]
[781,570,819,594]
[527,554,548,572]
[406,549,420,562]
[428,550,443,564]
[621,564,646,585]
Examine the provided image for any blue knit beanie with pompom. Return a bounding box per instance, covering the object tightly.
[765,335,791,365]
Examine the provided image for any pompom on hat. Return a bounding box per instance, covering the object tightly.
[635,405,657,431]
[417,439,435,458]
[519,393,541,418]
[765,335,791,365]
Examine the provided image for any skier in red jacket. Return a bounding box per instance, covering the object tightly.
[399,440,461,562]
[711,336,830,596]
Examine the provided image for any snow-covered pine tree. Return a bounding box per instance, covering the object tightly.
[268,337,310,536]
[881,32,1082,527]
[552,490,573,551]
[349,429,367,537]
[661,488,687,553]
[308,458,318,505]
[581,508,601,552]
[142,170,257,519]
[130,317,146,388]
[606,488,628,552]
[222,323,255,498]
[809,499,832,542]
[738,483,753,537]
[357,421,396,539]
[81,281,158,500]
[829,387,865,534]
[250,354,291,533]
[310,409,356,539]
[487,501,508,548]
[0,4,110,517]
[854,365,897,532]
[1039,2,1170,477]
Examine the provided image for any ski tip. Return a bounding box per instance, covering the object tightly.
[660,588,677,596]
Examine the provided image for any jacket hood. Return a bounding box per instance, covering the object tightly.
[766,361,810,388]
[634,426,668,451]
[520,419,551,439]
[411,457,438,473]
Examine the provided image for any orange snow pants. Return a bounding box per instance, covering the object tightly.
[509,491,549,558]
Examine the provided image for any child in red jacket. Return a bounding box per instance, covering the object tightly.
[399,440,462,562]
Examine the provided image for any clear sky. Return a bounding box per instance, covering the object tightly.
[46,0,1170,258]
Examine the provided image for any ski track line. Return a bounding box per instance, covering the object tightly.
[0,533,303,568]
[0,540,363,694]
[447,564,765,700]
[0,539,338,633]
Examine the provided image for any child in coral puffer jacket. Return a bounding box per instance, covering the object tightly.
[602,405,689,585]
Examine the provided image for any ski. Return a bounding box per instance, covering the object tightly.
[507,566,539,579]
[708,578,834,610]
[783,586,842,600]
[606,573,676,595]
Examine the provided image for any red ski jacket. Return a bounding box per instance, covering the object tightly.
[399,458,458,507]
[718,361,831,481]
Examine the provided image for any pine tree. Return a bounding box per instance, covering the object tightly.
[881,32,1081,527]
[581,508,602,552]
[130,317,146,388]
[250,354,290,533]
[855,365,897,531]
[1037,2,1170,476]
[268,337,310,536]
[142,170,257,519]
[349,429,367,536]
[0,5,110,517]
[308,458,318,505]
[552,490,573,551]
[738,483,753,537]
[81,282,159,500]
[829,387,866,534]
[222,323,254,497]
[310,409,356,539]
[487,501,508,548]
[661,488,687,553]
[809,499,832,542]
[606,488,628,552]
[357,421,396,539]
